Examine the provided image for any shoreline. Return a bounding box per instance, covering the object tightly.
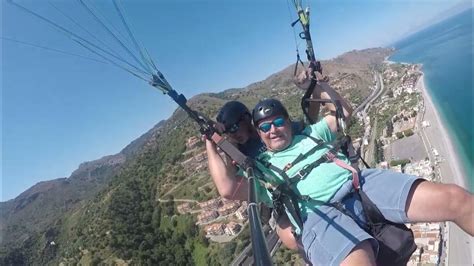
[417,71,472,266]
[416,73,468,188]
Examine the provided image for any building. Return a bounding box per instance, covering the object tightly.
[391,165,402,173]
[422,120,431,128]
[177,202,192,214]
[407,222,443,265]
[199,198,222,210]
[197,210,219,224]
[205,223,225,236]
[186,136,200,150]
[181,150,208,170]
[194,150,207,162]
[218,201,241,216]
[235,201,248,220]
[224,222,242,236]
[404,160,433,180]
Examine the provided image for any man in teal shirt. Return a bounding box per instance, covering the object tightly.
[251,77,474,265]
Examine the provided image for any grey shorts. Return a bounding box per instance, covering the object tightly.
[300,169,422,265]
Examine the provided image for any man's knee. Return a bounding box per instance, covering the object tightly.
[276,223,298,250]
[340,239,376,266]
[444,184,473,216]
[407,181,470,216]
[275,214,298,250]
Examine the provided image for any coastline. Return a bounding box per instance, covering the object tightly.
[416,72,472,266]
[416,73,468,188]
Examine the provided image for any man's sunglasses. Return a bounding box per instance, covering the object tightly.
[226,122,241,134]
[258,117,285,133]
[225,115,246,134]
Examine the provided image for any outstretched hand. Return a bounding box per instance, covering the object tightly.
[294,67,315,90]
[294,67,329,90]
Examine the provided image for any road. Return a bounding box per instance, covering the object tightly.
[359,72,384,161]
[353,73,383,114]
[157,198,198,203]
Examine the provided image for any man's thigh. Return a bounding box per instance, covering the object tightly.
[301,205,375,265]
[360,169,421,223]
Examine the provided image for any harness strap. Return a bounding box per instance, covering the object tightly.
[286,188,305,230]
[258,160,307,231]
[288,135,346,182]
[288,153,329,182]
[270,185,305,231]
[326,151,360,190]
[260,134,364,236]
[262,136,325,175]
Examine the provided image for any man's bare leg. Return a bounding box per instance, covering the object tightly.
[406,180,474,235]
[340,239,376,266]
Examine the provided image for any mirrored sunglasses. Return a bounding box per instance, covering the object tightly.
[258,117,285,133]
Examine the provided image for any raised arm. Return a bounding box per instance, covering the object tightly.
[295,68,353,132]
[317,81,353,132]
[205,138,249,201]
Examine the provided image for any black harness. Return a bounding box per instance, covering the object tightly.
[256,130,416,265]
[256,133,357,232]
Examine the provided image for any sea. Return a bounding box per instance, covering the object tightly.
[389,8,473,191]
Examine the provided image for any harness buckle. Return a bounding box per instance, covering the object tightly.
[325,151,336,161]
[295,164,310,180]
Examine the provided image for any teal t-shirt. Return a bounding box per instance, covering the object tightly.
[254,119,352,218]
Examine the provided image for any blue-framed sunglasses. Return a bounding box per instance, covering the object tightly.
[258,117,286,133]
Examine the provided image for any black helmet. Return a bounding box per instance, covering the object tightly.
[252,99,289,125]
[216,101,250,132]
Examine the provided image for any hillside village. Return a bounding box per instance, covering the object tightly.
[174,136,249,241]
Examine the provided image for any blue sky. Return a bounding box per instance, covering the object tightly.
[2,0,470,201]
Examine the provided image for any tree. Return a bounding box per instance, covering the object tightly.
[387,89,394,98]
[218,242,237,265]
[403,129,414,137]
[152,207,162,230]
[386,120,393,137]
[395,132,404,139]
[390,159,410,167]
[374,140,385,163]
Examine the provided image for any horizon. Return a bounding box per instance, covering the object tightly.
[2,0,471,201]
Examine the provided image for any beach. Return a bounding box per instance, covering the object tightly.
[416,74,473,265]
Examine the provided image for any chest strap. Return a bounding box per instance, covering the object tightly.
[288,135,355,183]
[257,134,325,181]
[260,134,361,235]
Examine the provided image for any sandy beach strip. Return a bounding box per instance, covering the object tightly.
[416,73,473,266]
[417,74,468,187]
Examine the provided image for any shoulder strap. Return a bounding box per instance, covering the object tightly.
[278,133,326,173]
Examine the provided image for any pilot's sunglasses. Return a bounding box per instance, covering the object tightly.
[258,117,285,133]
